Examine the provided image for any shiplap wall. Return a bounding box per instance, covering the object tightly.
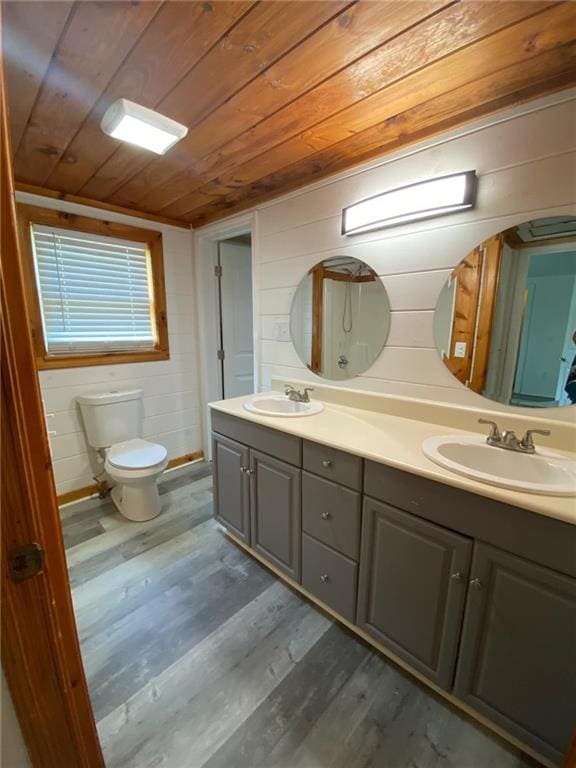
[16,193,202,498]
[251,90,576,423]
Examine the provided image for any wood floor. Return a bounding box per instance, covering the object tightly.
[61,463,540,768]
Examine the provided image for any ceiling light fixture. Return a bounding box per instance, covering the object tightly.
[100,99,188,155]
[342,171,478,235]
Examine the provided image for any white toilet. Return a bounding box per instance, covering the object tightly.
[77,389,168,522]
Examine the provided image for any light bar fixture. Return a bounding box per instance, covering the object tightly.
[342,171,477,235]
[101,99,188,155]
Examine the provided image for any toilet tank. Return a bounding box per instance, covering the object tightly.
[77,389,143,449]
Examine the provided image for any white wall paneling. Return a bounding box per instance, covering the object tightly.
[16,192,202,497]
[199,90,576,422]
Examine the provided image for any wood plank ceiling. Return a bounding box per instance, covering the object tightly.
[3,0,576,228]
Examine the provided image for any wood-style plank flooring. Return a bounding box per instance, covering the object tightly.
[61,464,540,768]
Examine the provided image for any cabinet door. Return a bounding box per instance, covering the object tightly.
[212,433,250,543]
[357,498,472,689]
[250,449,301,581]
[454,543,576,764]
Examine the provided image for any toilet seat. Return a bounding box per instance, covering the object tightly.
[107,438,167,470]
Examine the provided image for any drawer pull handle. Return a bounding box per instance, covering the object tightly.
[469,577,483,590]
[321,511,331,520]
[321,459,332,468]
[320,573,330,583]
[450,571,464,582]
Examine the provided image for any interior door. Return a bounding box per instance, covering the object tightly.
[513,274,574,401]
[218,240,254,398]
[1,61,104,767]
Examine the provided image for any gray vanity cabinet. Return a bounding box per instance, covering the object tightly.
[454,542,576,764]
[249,450,301,581]
[357,497,473,689]
[212,433,250,544]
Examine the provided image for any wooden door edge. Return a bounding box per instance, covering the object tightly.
[1,41,105,768]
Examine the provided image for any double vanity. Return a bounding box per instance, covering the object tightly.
[211,390,576,767]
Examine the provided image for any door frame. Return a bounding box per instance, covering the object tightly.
[194,211,259,458]
[0,58,105,768]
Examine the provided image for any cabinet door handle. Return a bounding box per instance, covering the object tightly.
[450,571,464,582]
[320,573,330,583]
[321,459,332,468]
[469,577,483,590]
[240,466,246,474]
[246,468,255,476]
[321,511,331,520]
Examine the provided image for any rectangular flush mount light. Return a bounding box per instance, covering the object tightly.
[342,171,477,235]
[101,99,188,155]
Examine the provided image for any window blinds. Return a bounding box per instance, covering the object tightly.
[31,224,156,355]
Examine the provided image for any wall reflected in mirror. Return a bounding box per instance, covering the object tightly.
[434,216,576,408]
[290,257,390,380]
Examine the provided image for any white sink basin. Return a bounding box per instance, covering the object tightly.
[422,435,576,496]
[244,394,324,418]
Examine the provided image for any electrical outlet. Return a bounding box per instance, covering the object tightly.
[275,321,290,341]
[454,341,467,358]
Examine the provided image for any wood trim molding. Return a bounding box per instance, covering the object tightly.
[1,57,105,768]
[16,203,170,370]
[57,451,205,505]
[16,183,191,230]
[310,264,324,374]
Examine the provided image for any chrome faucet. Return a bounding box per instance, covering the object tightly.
[284,385,314,403]
[478,419,550,454]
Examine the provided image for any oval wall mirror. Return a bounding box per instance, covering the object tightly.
[290,256,391,380]
[433,216,576,408]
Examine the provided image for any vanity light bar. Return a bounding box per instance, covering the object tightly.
[342,171,478,235]
[101,99,188,155]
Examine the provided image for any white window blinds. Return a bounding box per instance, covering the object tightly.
[31,224,157,355]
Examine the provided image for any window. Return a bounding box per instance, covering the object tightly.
[18,205,169,369]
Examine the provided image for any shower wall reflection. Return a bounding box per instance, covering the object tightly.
[290,257,390,380]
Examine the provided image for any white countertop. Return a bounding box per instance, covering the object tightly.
[210,395,576,526]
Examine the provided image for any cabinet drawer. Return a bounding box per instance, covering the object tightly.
[364,460,576,578]
[301,534,358,622]
[211,411,301,466]
[303,440,362,490]
[302,472,361,560]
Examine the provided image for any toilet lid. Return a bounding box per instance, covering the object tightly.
[108,439,167,470]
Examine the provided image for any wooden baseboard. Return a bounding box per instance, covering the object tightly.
[166,451,204,470]
[57,450,204,505]
[225,530,556,768]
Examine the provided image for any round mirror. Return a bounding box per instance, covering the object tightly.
[434,216,576,408]
[290,256,390,380]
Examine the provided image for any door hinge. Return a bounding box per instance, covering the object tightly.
[217,349,225,361]
[214,264,222,277]
[8,543,44,582]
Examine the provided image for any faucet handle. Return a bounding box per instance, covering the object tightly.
[284,384,295,395]
[478,418,501,443]
[520,428,551,452]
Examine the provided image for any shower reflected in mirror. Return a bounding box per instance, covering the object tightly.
[434,216,576,408]
[290,256,390,380]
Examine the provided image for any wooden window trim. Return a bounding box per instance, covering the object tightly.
[16,203,170,369]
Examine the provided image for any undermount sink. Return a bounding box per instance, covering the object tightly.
[422,435,576,496]
[244,394,324,418]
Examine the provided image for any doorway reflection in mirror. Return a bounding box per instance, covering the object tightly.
[434,216,576,408]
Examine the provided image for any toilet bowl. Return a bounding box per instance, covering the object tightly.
[77,389,169,523]
[105,438,168,521]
